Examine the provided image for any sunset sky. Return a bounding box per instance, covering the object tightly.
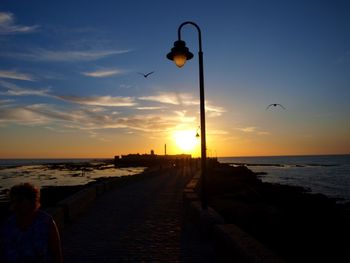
[0,0,349,158]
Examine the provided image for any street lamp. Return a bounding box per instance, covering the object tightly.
[167,21,208,210]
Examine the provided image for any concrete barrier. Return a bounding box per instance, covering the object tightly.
[58,187,96,221]
[213,224,285,263]
[183,171,285,263]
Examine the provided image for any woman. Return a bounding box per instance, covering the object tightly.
[1,183,63,263]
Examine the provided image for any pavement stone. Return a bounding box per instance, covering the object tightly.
[62,165,216,262]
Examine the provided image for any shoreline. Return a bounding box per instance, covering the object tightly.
[0,159,145,200]
[207,163,350,262]
[0,165,155,225]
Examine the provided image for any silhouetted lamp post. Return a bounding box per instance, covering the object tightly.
[167,21,207,210]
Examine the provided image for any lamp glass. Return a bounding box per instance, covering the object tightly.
[173,53,187,68]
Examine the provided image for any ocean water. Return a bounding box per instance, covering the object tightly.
[0,159,145,200]
[218,155,350,202]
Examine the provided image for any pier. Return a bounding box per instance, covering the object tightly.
[61,164,216,262]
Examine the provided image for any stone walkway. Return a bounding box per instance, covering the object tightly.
[62,165,216,262]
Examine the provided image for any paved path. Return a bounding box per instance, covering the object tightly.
[62,165,216,262]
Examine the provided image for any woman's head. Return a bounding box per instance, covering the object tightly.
[9,183,41,215]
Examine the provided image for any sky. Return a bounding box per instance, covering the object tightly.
[0,0,349,158]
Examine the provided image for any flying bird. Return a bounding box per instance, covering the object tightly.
[138,71,154,78]
[266,103,286,110]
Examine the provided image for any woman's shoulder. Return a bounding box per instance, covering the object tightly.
[33,209,55,228]
[38,209,53,218]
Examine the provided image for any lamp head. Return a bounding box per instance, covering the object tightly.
[166,40,193,67]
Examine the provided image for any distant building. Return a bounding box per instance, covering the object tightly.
[114,152,191,167]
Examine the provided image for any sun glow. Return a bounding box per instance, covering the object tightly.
[173,130,199,153]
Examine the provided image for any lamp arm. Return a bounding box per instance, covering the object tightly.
[177,21,202,52]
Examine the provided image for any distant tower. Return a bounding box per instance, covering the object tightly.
[151,149,154,155]
[165,144,167,155]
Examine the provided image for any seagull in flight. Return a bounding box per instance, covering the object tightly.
[138,71,154,78]
[266,103,286,110]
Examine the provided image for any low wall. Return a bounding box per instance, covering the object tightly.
[183,171,286,263]
[57,187,96,222]
[44,167,159,231]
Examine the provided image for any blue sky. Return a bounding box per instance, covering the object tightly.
[0,0,349,157]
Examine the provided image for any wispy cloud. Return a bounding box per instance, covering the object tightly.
[0,48,131,62]
[173,110,196,123]
[82,69,125,78]
[139,92,180,105]
[238,126,257,133]
[0,70,35,81]
[0,12,39,34]
[139,92,198,106]
[208,129,229,135]
[58,95,136,107]
[136,106,164,110]
[237,126,270,135]
[0,99,13,106]
[138,91,225,118]
[0,103,177,134]
[0,80,138,108]
[0,105,48,125]
[206,103,226,117]
[0,81,50,96]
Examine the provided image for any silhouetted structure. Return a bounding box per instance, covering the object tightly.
[114,152,191,167]
[167,21,208,209]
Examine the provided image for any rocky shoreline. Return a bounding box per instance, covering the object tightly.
[0,166,154,226]
[207,163,350,262]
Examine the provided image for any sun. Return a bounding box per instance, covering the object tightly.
[173,130,199,153]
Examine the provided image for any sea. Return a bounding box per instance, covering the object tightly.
[0,159,145,200]
[219,155,350,203]
[1,155,349,203]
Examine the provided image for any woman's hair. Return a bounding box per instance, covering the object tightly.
[9,183,41,209]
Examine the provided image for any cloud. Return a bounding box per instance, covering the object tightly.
[58,95,136,107]
[0,81,138,109]
[138,91,225,119]
[82,69,124,78]
[239,126,257,133]
[139,92,180,105]
[0,48,131,62]
[0,81,50,96]
[205,103,226,117]
[237,126,270,135]
[208,129,229,135]
[0,103,176,134]
[173,110,196,123]
[139,92,198,106]
[0,12,38,34]
[0,70,35,81]
[0,105,49,125]
[0,99,13,106]
[136,106,164,110]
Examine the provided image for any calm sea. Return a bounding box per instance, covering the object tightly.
[0,159,145,200]
[219,155,350,202]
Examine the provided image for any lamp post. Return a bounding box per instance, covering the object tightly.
[167,21,207,210]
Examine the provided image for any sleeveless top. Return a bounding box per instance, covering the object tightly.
[2,210,54,263]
